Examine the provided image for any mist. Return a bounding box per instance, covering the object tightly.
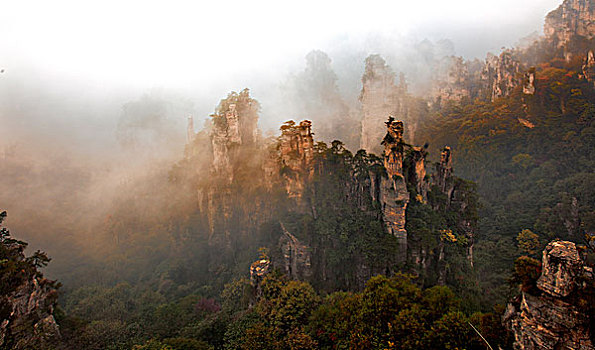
[0,0,564,283]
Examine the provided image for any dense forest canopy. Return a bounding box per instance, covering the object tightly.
[1,0,594,349]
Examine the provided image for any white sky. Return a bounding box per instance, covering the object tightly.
[0,0,562,91]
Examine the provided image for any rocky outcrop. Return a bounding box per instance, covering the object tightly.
[279,222,311,280]
[379,118,410,261]
[504,241,594,350]
[211,114,233,179]
[0,218,60,349]
[279,120,315,200]
[360,55,410,154]
[481,50,524,101]
[431,146,476,268]
[523,67,536,95]
[0,278,60,350]
[433,146,455,202]
[210,89,260,177]
[405,146,429,201]
[581,50,595,87]
[544,0,595,48]
[206,90,261,243]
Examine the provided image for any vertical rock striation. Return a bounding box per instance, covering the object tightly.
[544,0,595,48]
[504,241,594,350]
[206,90,261,243]
[581,50,595,87]
[431,146,476,268]
[379,118,410,261]
[433,146,454,202]
[405,146,429,201]
[279,120,315,200]
[0,236,60,349]
[523,67,537,95]
[279,222,312,281]
[481,50,524,101]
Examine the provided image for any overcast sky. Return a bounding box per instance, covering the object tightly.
[1,0,562,91]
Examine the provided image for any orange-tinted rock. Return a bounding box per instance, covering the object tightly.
[544,0,595,48]
[481,50,523,101]
[406,146,429,201]
[379,117,409,260]
[279,120,314,199]
[581,50,595,88]
[523,67,536,95]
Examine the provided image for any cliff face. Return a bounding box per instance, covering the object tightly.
[431,48,534,102]
[279,222,311,281]
[481,50,524,101]
[186,90,317,279]
[205,90,262,245]
[210,90,261,181]
[433,147,454,202]
[405,147,429,201]
[360,55,411,154]
[279,120,315,200]
[426,146,477,274]
[0,222,60,350]
[523,68,537,95]
[185,90,476,291]
[504,241,594,350]
[379,118,410,261]
[544,0,595,48]
[0,275,60,350]
[582,50,595,87]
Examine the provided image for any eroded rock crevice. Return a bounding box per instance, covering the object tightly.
[504,241,594,350]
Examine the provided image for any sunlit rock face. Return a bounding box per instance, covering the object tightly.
[544,0,595,48]
[211,114,233,180]
[379,118,409,260]
[405,146,429,201]
[210,90,261,182]
[582,50,595,87]
[481,50,523,101]
[504,241,595,350]
[360,55,410,155]
[279,120,314,200]
[523,67,536,95]
[0,243,60,350]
